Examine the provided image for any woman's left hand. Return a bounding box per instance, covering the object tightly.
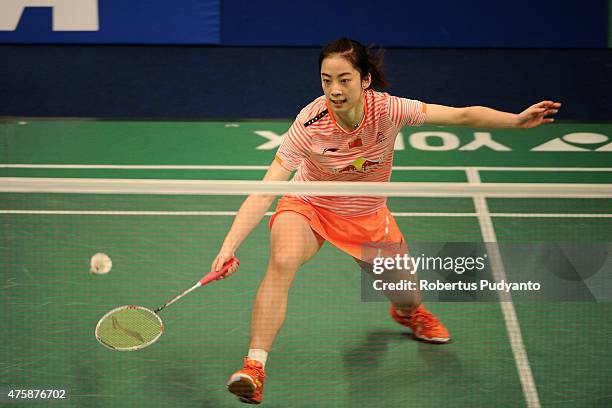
[517,101,562,128]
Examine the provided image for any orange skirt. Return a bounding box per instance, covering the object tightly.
[269,196,405,261]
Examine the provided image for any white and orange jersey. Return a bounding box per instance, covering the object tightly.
[275,89,427,216]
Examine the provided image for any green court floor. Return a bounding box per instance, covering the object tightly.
[1,119,611,407]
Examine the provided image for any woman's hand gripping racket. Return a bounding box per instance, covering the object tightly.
[95,257,239,351]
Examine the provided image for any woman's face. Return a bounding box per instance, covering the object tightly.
[320,54,371,114]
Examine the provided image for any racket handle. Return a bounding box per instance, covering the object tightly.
[200,257,239,286]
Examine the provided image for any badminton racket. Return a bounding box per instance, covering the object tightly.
[95,257,239,351]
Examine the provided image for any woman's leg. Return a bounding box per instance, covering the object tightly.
[228,211,322,403]
[249,211,322,351]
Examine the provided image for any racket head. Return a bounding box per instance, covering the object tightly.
[95,305,163,351]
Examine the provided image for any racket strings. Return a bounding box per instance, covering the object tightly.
[96,306,163,350]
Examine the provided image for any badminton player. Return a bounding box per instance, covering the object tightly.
[211,38,561,404]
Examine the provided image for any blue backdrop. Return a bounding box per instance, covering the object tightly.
[221,0,609,48]
[1,1,610,120]
[0,0,608,47]
[1,45,611,121]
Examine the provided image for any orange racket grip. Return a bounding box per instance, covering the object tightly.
[200,257,239,286]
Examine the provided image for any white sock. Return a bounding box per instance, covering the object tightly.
[248,349,268,368]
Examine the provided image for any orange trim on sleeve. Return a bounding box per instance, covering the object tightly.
[422,102,427,113]
[274,154,295,172]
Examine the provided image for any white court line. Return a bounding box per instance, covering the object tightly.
[466,168,541,408]
[0,164,270,170]
[2,210,611,218]
[396,212,612,218]
[393,166,612,172]
[491,212,612,218]
[0,210,258,216]
[2,164,612,172]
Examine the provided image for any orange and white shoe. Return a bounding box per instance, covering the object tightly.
[390,304,450,343]
[227,358,266,404]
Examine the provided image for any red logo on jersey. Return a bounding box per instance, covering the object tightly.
[333,156,384,174]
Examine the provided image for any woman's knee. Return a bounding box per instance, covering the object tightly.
[269,248,303,272]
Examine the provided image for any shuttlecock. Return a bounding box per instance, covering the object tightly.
[90,253,112,274]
